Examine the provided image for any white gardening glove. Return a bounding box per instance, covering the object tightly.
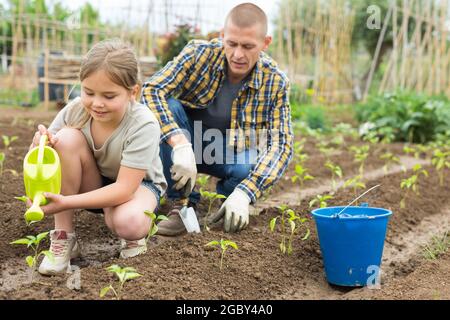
[209,188,251,233]
[171,143,197,193]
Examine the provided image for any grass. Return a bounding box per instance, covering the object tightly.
[422,231,450,260]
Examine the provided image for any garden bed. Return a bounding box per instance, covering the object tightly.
[0,109,449,300]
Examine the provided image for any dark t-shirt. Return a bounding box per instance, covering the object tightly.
[187,75,243,133]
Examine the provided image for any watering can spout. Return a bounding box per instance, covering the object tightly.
[24,192,45,224]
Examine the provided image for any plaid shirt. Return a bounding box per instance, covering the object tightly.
[142,38,293,203]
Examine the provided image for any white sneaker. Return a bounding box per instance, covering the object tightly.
[120,238,147,259]
[38,229,81,275]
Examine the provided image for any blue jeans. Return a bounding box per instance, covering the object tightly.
[160,98,256,203]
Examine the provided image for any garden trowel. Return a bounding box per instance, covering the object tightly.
[23,135,61,224]
[178,179,200,233]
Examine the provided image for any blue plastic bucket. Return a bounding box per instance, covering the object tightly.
[311,206,392,287]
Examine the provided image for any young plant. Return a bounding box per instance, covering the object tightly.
[431,149,450,187]
[196,174,210,189]
[400,164,429,208]
[422,232,450,260]
[0,152,4,176]
[291,164,314,187]
[293,140,308,164]
[10,232,53,283]
[199,189,226,231]
[343,175,366,199]
[403,145,428,159]
[100,264,142,300]
[143,210,168,243]
[309,194,334,209]
[2,135,18,149]
[269,205,310,255]
[362,130,380,144]
[205,239,238,270]
[380,152,404,173]
[330,135,345,147]
[325,160,343,190]
[349,145,370,175]
[317,140,335,159]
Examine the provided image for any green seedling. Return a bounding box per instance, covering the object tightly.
[309,194,334,209]
[205,239,238,270]
[343,175,366,200]
[199,188,226,231]
[325,160,343,190]
[100,264,142,300]
[332,123,359,139]
[2,135,18,149]
[291,164,314,186]
[10,231,53,283]
[293,139,308,164]
[403,145,429,159]
[330,135,345,147]
[362,130,380,144]
[269,205,310,255]
[317,140,335,159]
[431,149,450,187]
[143,210,168,243]
[349,145,370,175]
[380,152,404,173]
[422,232,450,260]
[400,164,429,208]
[0,152,4,176]
[196,174,210,189]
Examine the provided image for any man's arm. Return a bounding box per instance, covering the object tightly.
[141,42,197,144]
[236,83,294,203]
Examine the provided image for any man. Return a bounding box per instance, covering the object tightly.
[142,3,293,234]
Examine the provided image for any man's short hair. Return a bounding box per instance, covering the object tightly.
[225,3,268,37]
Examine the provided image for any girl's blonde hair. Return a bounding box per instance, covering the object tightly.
[69,39,141,128]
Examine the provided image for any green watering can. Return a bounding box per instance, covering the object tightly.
[23,134,61,224]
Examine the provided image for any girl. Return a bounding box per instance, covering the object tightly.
[29,39,167,275]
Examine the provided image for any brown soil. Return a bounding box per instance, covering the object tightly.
[0,109,449,300]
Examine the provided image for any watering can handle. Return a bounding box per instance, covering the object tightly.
[36,134,48,179]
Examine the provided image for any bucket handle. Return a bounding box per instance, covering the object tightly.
[333,184,381,218]
[36,134,48,180]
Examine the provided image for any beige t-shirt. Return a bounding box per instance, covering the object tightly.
[48,97,167,195]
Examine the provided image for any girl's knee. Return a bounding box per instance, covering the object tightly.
[54,127,87,153]
[111,211,150,240]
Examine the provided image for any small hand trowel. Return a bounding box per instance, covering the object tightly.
[23,135,61,224]
[178,179,200,233]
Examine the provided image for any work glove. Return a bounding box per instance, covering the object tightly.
[209,188,251,233]
[170,143,197,193]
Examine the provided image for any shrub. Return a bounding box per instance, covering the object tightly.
[355,92,450,143]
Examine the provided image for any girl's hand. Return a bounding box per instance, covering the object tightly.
[39,193,68,215]
[30,124,59,150]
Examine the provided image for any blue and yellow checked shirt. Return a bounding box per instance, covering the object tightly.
[142,38,293,203]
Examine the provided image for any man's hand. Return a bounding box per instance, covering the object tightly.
[170,143,197,192]
[209,188,251,233]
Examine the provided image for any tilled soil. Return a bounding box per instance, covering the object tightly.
[0,111,449,300]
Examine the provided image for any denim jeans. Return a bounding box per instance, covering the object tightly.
[160,98,256,203]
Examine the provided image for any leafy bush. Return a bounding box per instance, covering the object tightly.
[355,92,450,143]
[291,102,328,130]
